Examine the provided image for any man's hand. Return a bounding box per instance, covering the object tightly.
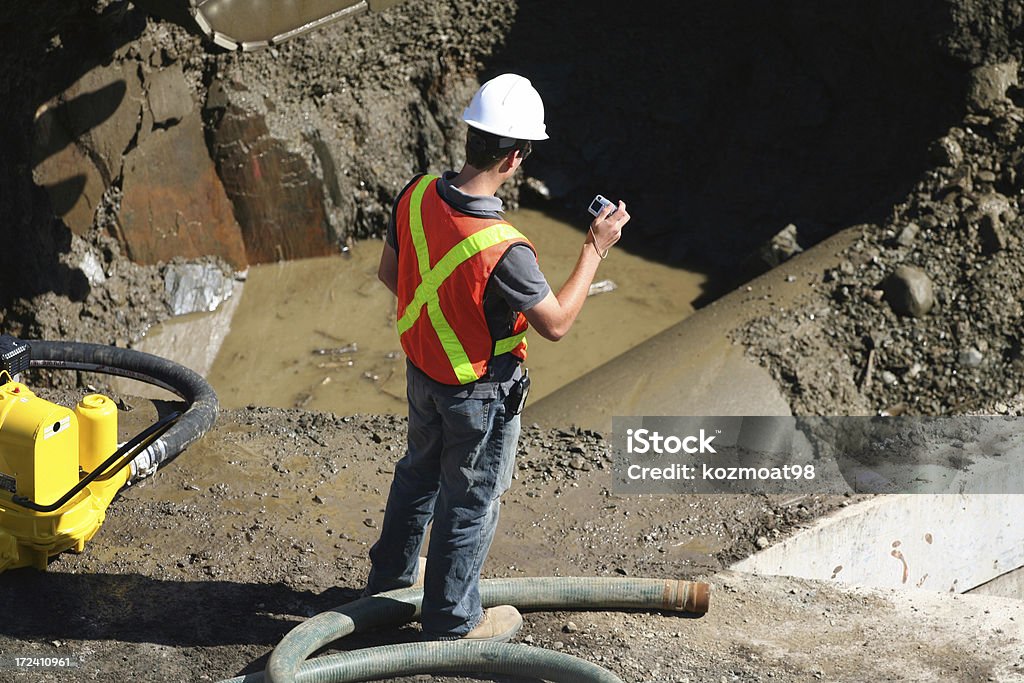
[587,200,630,255]
[524,199,631,341]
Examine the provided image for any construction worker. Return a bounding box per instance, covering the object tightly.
[366,73,630,641]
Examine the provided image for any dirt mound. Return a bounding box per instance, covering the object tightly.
[740,70,1024,415]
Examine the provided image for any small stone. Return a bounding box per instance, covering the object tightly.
[570,457,585,470]
[563,621,579,633]
[883,265,935,317]
[78,249,107,287]
[976,170,997,184]
[363,518,377,528]
[760,223,803,267]
[929,135,963,167]
[979,213,1008,253]
[881,371,898,385]
[755,536,769,549]
[552,641,564,650]
[959,347,984,368]
[896,223,920,248]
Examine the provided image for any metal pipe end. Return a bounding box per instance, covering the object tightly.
[663,579,711,614]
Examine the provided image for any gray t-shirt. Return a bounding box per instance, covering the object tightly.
[386,172,551,393]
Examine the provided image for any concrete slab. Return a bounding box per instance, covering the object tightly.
[699,570,1024,682]
[110,281,243,400]
[733,494,1024,594]
[973,566,1024,600]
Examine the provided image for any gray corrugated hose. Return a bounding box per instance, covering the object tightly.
[221,641,625,683]
[219,576,709,683]
[28,340,219,482]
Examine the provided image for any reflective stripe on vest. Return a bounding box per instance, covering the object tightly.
[397,175,528,384]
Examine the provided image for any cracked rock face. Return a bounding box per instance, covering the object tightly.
[204,81,339,264]
[119,113,247,268]
[31,58,145,235]
[29,36,246,267]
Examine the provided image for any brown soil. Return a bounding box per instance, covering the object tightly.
[4,2,1024,681]
[4,393,1022,682]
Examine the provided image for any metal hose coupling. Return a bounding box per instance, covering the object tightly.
[662,578,711,614]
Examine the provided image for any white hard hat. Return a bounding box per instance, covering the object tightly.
[462,73,549,141]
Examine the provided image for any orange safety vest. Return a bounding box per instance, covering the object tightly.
[395,174,534,385]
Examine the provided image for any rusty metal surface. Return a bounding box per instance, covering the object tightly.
[191,0,403,51]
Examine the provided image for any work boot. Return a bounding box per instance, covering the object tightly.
[460,605,523,642]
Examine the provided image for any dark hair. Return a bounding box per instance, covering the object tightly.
[465,127,532,169]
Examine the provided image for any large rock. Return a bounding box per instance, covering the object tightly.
[144,63,194,127]
[119,113,248,269]
[884,265,935,318]
[966,60,1019,112]
[164,262,235,316]
[205,81,339,264]
[31,60,147,234]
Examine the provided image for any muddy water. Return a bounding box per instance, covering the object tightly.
[191,208,706,415]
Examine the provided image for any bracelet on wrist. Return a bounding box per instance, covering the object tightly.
[588,226,610,260]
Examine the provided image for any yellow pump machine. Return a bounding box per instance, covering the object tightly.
[0,335,217,573]
[0,383,126,570]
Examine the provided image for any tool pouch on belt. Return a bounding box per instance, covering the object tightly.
[505,368,531,416]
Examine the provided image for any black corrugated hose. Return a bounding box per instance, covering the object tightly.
[28,340,219,482]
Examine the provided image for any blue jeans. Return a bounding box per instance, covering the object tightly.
[365,363,521,637]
